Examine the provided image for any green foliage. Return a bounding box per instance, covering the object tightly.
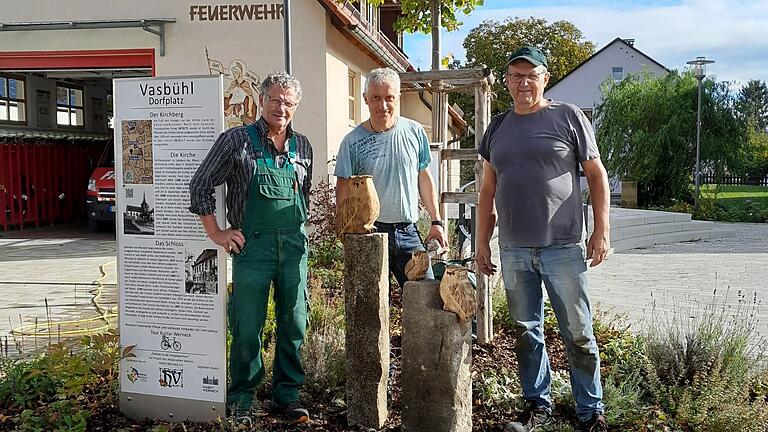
[0,355,62,410]
[307,181,345,294]
[365,0,484,34]
[601,370,647,427]
[740,124,768,182]
[461,17,594,115]
[735,79,768,132]
[20,399,90,432]
[596,70,746,206]
[302,286,347,400]
[473,367,524,413]
[0,330,127,430]
[642,290,768,430]
[303,181,347,400]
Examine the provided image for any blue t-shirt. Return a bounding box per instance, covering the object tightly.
[334,117,431,223]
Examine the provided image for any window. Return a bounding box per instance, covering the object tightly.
[348,71,357,126]
[57,85,84,126]
[366,1,378,31]
[612,66,624,81]
[0,74,26,123]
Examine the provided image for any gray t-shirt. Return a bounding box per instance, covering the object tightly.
[478,101,600,248]
[334,117,431,223]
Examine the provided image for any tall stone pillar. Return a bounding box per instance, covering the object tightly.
[343,233,389,429]
[401,280,472,432]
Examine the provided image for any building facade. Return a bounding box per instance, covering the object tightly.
[0,0,464,230]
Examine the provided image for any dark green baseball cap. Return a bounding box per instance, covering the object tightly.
[506,46,548,68]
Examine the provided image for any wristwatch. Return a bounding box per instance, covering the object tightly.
[431,220,444,227]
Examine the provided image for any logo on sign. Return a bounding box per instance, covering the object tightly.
[159,368,184,388]
[203,376,219,385]
[126,367,147,383]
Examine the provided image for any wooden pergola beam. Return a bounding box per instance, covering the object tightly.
[399,66,490,84]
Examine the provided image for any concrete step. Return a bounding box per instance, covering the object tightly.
[591,209,692,228]
[610,228,738,253]
[606,220,725,241]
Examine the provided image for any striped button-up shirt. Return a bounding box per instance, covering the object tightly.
[189,117,313,229]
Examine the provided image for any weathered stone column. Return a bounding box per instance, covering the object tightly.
[401,280,472,432]
[343,233,389,429]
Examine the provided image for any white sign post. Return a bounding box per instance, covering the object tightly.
[114,75,227,422]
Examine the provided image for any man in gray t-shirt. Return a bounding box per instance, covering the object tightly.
[476,47,610,432]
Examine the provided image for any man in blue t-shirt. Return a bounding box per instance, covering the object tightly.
[335,67,448,287]
[476,47,610,432]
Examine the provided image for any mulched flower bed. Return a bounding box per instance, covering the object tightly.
[1,283,576,432]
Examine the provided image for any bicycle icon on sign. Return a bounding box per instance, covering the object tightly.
[161,334,182,351]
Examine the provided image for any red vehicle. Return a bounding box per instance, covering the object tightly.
[86,141,115,231]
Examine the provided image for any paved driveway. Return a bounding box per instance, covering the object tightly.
[587,222,768,341]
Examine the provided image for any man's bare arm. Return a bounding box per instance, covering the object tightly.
[582,158,611,267]
[476,160,498,276]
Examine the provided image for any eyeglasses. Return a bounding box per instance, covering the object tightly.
[265,95,298,109]
[505,71,546,84]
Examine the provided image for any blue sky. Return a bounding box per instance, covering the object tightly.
[402,0,768,87]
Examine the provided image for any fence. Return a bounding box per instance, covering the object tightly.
[700,173,768,186]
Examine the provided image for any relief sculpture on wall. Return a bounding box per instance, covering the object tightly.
[205,49,261,129]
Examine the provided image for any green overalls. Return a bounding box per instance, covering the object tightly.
[227,124,309,411]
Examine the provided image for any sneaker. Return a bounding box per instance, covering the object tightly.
[505,401,553,432]
[270,400,310,424]
[579,413,608,432]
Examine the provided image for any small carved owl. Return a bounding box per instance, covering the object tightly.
[405,250,430,281]
[439,265,477,324]
[336,175,380,236]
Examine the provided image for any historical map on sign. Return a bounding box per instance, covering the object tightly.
[122,119,154,184]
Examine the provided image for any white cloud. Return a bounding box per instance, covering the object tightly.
[403,0,768,85]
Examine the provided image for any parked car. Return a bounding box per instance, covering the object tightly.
[86,141,115,232]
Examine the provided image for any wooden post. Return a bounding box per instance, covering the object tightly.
[474,79,493,343]
[429,0,449,222]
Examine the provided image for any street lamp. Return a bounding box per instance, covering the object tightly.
[686,56,714,210]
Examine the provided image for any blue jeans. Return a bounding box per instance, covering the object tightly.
[374,222,433,288]
[499,242,604,421]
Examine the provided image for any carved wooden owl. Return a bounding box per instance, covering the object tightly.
[336,175,380,236]
[405,250,430,281]
[439,265,477,324]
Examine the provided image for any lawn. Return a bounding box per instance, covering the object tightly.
[697,185,768,222]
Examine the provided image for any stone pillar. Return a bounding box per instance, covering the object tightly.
[401,280,472,432]
[343,233,389,429]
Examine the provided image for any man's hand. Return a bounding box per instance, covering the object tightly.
[586,228,610,267]
[209,228,246,254]
[476,242,497,276]
[425,224,449,248]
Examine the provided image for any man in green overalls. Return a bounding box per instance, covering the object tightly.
[189,72,313,423]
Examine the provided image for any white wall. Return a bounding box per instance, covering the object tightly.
[544,40,668,110]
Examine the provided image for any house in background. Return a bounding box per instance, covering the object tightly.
[544,38,669,200]
[545,37,669,122]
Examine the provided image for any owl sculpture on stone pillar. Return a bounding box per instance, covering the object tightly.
[336,175,380,236]
[439,265,477,324]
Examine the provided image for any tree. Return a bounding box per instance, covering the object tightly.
[365,0,484,33]
[735,79,768,132]
[595,71,746,206]
[461,17,595,114]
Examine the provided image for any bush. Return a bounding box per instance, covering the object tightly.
[301,284,346,400]
[642,290,768,430]
[0,330,125,430]
[302,180,347,400]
